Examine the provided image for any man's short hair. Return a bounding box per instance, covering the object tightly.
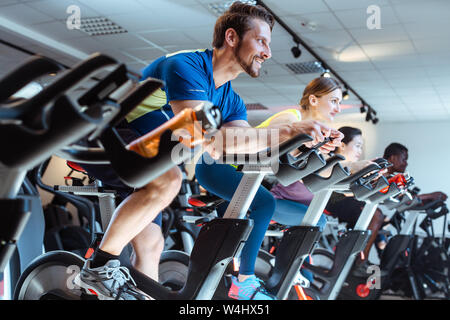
[383,142,408,159]
[212,1,274,48]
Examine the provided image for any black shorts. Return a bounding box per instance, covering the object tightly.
[326,196,364,229]
[78,122,162,226]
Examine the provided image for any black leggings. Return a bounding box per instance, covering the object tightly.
[326,196,364,229]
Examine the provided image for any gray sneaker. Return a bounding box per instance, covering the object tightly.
[74,259,149,300]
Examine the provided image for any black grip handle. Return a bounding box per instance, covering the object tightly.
[275,150,326,186]
[337,163,382,187]
[19,53,119,130]
[77,64,130,107]
[367,182,401,203]
[0,95,103,169]
[353,176,390,201]
[98,127,190,188]
[0,55,64,104]
[224,133,313,166]
[427,204,448,220]
[282,137,330,167]
[302,160,350,193]
[55,146,110,164]
[275,133,314,158]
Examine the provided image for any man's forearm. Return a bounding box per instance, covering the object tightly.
[213,125,293,154]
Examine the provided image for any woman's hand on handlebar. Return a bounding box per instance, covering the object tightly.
[318,129,343,154]
[288,120,336,149]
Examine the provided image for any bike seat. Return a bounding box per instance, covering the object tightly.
[66,161,88,174]
[188,194,224,208]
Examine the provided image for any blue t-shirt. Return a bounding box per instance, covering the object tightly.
[127,49,247,134]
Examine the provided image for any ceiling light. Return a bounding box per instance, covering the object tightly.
[291,44,301,58]
[372,117,379,125]
[321,70,331,78]
[365,111,372,122]
[360,105,367,113]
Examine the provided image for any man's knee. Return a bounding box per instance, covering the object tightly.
[142,166,182,202]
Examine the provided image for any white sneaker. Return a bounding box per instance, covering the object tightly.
[74,259,149,300]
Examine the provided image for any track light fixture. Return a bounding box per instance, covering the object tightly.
[342,89,349,100]
[365,109,373,122]
[362,106,379,125]
[291,43,301,58]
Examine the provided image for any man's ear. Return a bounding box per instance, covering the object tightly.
[224,28,239,48]
[387,154,397,165]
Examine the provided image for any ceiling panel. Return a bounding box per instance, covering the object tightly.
[263,0,330,16]
[332,6,400,29]
[347,24,410,45]
[26,0,99,20]
[391,0,450,24]
[26,20,86,41]
[138,30,201,47]
[323,0,389,11]
[370,54,422,69]
[76,0,148,15]
[282,11,345,34]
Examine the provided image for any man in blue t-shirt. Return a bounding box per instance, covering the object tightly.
[76,2,341,300]
[127,48,247,136]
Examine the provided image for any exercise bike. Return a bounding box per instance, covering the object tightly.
[1,52,138,299]
[341,194,449,300]
[301,160,407,300]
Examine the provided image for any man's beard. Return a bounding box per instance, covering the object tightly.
[234,41,260,78]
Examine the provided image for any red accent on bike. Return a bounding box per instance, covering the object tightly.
[295,285,313,300]
[405,250,408,257]
[88,289,98,296]
[85,248,94,259]
[188,198,206,207]
[66,161,87,173]
[380,173,407,193]
[356,284,370,298]
[269,246,276,254]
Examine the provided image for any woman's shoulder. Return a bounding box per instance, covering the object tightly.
[256,108,301,128]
